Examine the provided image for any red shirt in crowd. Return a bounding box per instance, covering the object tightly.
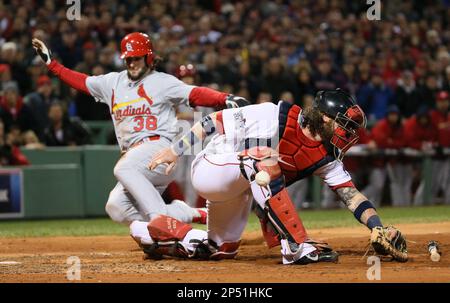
[371,118,405,149]
[404,116,438,149]
[430,109,450,147]
[342,128,371,172]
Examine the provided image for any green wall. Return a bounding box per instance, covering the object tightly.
[17,146,120,219]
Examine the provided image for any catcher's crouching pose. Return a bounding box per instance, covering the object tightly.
[148,89,408,263]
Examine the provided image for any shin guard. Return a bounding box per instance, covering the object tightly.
[240,147,308,247]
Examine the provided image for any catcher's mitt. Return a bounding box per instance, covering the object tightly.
[370,226,408,262]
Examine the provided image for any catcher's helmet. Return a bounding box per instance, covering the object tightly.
[120,32,155,66]
[175,64,196,79]
[313,88,367,161]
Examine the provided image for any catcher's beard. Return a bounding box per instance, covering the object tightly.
[302,107,334,142]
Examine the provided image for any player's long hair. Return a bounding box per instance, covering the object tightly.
[301,107,334,142]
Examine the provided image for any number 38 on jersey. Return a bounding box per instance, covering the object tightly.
[133,115,158,132]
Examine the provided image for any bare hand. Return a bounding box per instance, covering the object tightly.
[149,147,179,175]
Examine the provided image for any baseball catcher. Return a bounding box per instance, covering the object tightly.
[146,89,407,263]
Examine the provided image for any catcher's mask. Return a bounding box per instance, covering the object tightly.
[329,104,366,161]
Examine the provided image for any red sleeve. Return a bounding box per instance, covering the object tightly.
[47,59,90,95]
[11,146,30,166]
[188,87,227,108]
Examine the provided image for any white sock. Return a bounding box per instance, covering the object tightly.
[165,199,199,223]
[129,220,153,245]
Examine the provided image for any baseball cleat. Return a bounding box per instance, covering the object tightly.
[294,249,339,265]
[192,208,207,224]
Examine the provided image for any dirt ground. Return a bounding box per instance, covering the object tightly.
[0,222,449,283]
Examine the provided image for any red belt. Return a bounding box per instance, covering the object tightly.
[128,135,160,150]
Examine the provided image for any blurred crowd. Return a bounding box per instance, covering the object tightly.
[0,0,449,204]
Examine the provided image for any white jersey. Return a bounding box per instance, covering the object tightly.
[205,102,352,188]
[86,70,195,151]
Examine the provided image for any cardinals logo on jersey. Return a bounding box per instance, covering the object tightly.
[137,83,153,106]
[110,85,154,121]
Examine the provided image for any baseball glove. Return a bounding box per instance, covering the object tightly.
[370,226,408,262]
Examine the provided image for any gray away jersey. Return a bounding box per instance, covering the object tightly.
[86,70,195,151]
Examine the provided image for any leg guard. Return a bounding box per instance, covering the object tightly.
[254,204,281,248]
[266,188,307,244]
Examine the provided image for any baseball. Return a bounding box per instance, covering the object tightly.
[255,171,271,186]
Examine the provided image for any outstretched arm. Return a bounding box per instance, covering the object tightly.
[188,87,250,108]
[314,160,383,230]
[32,38,90,95]
[149,111,224,174]
[334,186,382,230]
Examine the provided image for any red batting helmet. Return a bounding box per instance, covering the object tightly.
[175,64,196,79]
[120,32,155,65]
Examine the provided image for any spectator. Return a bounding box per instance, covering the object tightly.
[364,105,409,206]
[0,64,12,83]
[0,81,37,134]
[280,91,294,104]
[52,28,83,69]
[1,42,30,93]
[312,57,336,91]
[404,106,438,151]
[418,74,440,110]
[24,75,58,139]
[74,42,98,74]
[256,91,272,104]
[261,57,297,102]
[431,91,450,150]
[394,70,421,118]
[21,130,45,150]
[43,102,92,146]
[442,66,450,92]
[0,119,29,166]
[418,91,450,204]
[296,68,315,106]
[356,71,394,124]
[403,106,439,206]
